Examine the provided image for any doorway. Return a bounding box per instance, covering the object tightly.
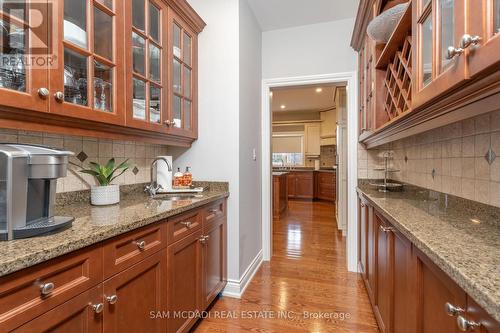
[261,72,359,272]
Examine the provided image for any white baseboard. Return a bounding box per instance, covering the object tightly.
[222,249,263,298]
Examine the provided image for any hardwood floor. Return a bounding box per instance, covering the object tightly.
[193,200,379,332]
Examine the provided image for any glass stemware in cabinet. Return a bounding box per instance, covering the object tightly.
[133,78,146,120]
[94,61,113,112]
[150,86,161,124]
[64,48,88,106]
[0,20,26,92]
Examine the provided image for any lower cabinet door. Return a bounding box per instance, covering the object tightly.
[415,248,466,333]
[393,229,416,333]
[374,213,393,333]
[366,206,376,303]
[12,285,103,333]
[295,173,314,199]
[203,218,226,308]
[465,296,500,333]
[103,251,166,333]
[167,229,203,333]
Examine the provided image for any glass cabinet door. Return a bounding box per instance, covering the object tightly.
[167,10,196,137]
[467,0,500,77]
[0,1,48,112]
[125,0,167,131]
[50,0,125,124]
[413,0,467,109]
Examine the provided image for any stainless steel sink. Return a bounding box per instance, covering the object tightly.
[151,194,202,201]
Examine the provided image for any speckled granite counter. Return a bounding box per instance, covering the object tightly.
[0,182,229,278]
[357,181,500,322]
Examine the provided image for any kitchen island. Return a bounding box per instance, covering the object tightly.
[273,172,289,220]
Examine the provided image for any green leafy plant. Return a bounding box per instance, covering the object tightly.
[78,158,130,186]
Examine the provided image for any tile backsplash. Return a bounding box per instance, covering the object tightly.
[0,129,167,193]
[358,109,500,207]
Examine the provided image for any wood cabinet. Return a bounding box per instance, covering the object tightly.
[315,171,336,202]
[202,217,226,308]
[305,123,321,156]
[287,171,315,200]
[373,212,392,333]
[352,0,500,148]
[412,0,467,109]
[467,0,500,78]
[103,251,166,333]
[12,286,103,333]
[357,192,499,333]
[0,199,227,332]
[273,173,289,219]
[0,0,205,146]
[167,228,203,333]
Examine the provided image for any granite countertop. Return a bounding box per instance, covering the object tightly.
[272,172,289,176]
[357,182,500,322]
[0,182,229,278]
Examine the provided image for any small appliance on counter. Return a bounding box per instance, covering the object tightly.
[155,156,203,194]
[0,144,75,240]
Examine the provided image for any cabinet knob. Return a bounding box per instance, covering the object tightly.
[446,46,464,60]
[40,282,55,296]
[460,34,482,49]
[135,240,146,250]
[54,91,64,103]
[456,315,480,331]
[209,209,219,214]
[199,235,208,244]
[164,120,171,126]
[106,294,118,305]
[379,225,394,233]
[92,303,104,314]
[445,302,464,317]
[37,87,49,99]
[180,221,192,228]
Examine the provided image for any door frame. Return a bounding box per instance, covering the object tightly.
[260,71,359,272]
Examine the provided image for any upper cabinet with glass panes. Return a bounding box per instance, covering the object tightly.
[167,8,196,137]
[127,0,165,129]
[0,0,205,144]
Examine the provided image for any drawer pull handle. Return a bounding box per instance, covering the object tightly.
[40,282,55,296]
[199,235,208,244]
[379,225,394,233]
[457,315,480,331]
[180,221,192,228]
[209,209,219,214]
[135,240,146,250]
[54,91,64,103]
[92,303,104,314]
[445,302,464,317]
[106,295,118,305]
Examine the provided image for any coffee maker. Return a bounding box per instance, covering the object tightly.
[0,144,74,240]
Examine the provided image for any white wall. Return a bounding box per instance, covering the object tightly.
[172,0,241,282]
[238,0,262,275]
[173,0,262,284]
[262,18,357,79]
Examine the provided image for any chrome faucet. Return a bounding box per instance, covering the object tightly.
[145,157,172,197]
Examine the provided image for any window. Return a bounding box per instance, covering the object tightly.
[272,134,304,166]
[272,153,304,166]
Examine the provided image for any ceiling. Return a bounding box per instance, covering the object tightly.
[247,0,360,31]
[271,84,344,113]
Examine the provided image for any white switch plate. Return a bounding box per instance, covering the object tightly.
[252,148,257,161]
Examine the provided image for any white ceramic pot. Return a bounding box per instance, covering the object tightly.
[91,184,120,206]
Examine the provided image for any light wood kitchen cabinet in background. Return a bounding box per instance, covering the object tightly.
[305,123,321,156]
[320,110,336,146]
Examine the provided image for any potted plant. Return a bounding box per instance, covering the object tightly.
[78,158,129,206]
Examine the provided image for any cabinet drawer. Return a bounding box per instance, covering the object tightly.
[102,223,165,279]
[167,209,203,244]
[0,247,102,332]
[204,200,226,222]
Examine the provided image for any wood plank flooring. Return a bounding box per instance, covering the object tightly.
[193,200,379,332]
